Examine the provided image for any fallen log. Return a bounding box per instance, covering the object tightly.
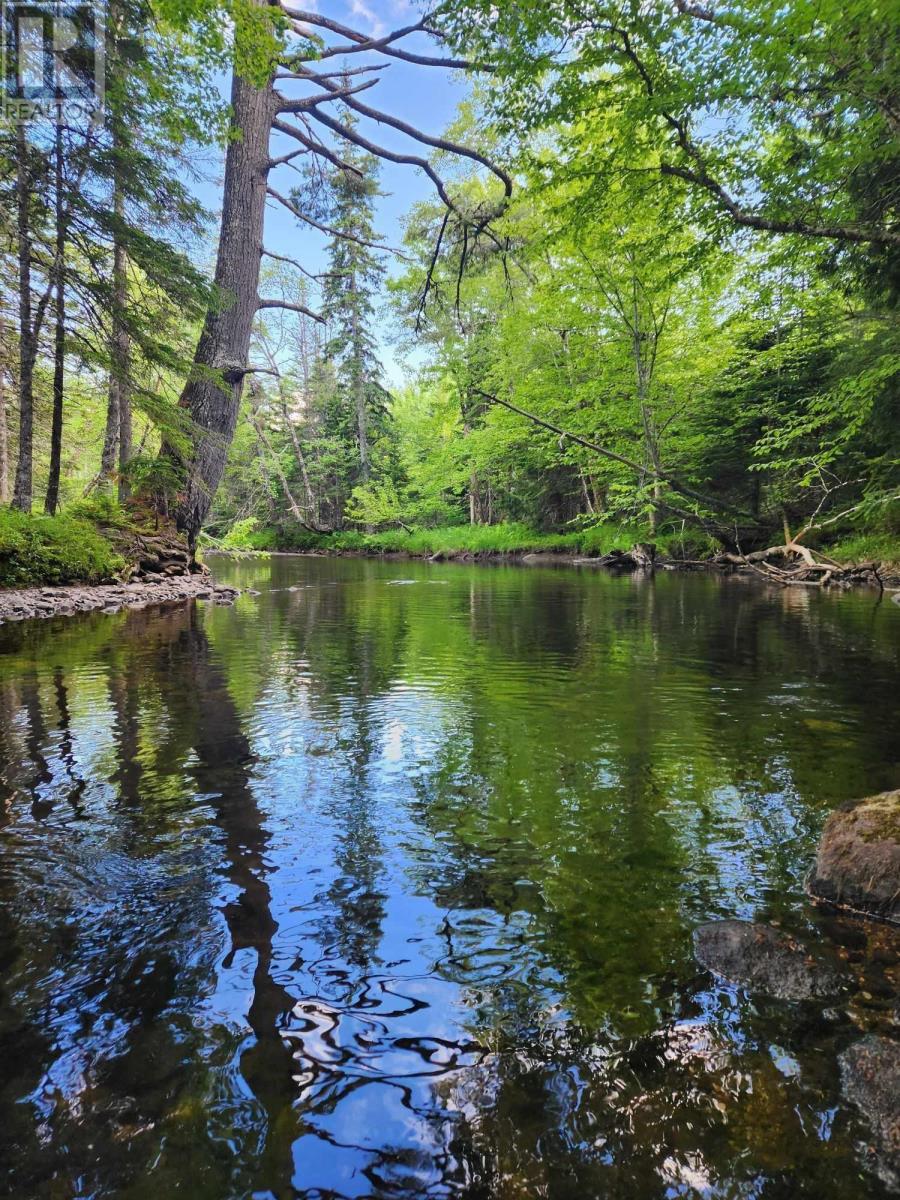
[715,543,885,589]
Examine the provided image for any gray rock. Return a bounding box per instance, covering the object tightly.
[0,574,230,625]
[808,792,900,923]
[840,1035,900,1189]
[693,919,848,1000]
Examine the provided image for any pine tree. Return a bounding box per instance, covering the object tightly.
[317,137,390,488]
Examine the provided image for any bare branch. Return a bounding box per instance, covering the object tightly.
[272,118,363,175]
[658,160,900,245]
[416,209,449,332]
[277,63,389,80]
[268,145,309,168]
[282,8,478,68]
[673,0,717,22]
[291,67,513,197]
[613,25,899,246]
[262,247,337,280]
[257,297,325,323]
[266,185,409,256]
[474,388,751,519]
[275,78,378,113]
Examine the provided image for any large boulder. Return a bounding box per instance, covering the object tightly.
[693,919,848,1000]
[839,1035,900,1190]
[808,792,900,923]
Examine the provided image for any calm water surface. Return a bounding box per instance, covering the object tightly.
[1,556,899,1199]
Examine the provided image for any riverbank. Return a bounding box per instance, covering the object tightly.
[212,520,900,581]
[4,510,899,623]
[206,543,900,590]
[0,575,241,624]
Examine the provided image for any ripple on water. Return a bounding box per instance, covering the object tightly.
[0,558,898,1197]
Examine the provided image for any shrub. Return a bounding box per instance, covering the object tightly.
[0,506,125,588]
[216,517,281,551]
[67,493,130,527]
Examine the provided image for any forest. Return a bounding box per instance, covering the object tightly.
[0,0,898,581]
[1,5,900,1195]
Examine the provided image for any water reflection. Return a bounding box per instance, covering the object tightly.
[0,559,898,1198]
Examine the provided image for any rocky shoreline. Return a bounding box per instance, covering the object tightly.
[0,572,241,624]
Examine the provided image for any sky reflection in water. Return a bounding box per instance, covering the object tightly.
[0,556,898,1198]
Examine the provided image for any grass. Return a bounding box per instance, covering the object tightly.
[0,505,127,588]
[225,517,900,568]
[822,530,900,567]
[220,519,722,560]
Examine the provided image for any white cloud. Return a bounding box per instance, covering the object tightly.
[349,0,386,37]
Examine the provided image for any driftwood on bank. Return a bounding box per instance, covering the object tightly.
[573,542,658,569]
[715,542,885,590]
[473,392,895,582]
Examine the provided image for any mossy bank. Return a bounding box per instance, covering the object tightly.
[0,498,198,591]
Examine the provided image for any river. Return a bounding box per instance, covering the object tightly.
[1,555,898,1198]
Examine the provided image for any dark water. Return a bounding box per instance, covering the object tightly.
[1,556,899,1199]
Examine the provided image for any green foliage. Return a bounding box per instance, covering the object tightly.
[222,519,720,560]
[218,516,278,551]
[66,494,131,527]
[0,507,126,587]
[122,455,185,508]
[825,531,900,566]
[439,0,900,264]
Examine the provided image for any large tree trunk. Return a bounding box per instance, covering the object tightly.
[172,69,275,547]
[13,126,34,513]
[45,122,66,516]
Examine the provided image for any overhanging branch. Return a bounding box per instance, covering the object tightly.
[473,388,752,521]
[257,297,325,322]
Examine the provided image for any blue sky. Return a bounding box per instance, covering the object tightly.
[192,0,472,385]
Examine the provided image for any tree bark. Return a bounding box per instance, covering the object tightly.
[172,65,276,546]
[45,121,66,516]
[13,125,34,513]
[115,236,132,503]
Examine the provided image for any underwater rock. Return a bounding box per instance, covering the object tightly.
[693,919,847,1000]
[808,792,900,923]
[839,1035,900,1190]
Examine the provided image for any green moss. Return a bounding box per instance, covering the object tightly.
[0,506,126,588]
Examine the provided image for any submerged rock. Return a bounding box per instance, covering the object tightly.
[693,919,848,1000]
[808,792,900,923]
[839,1035,900,1190]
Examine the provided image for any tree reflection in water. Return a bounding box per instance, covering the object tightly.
[0,559,897,1198]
